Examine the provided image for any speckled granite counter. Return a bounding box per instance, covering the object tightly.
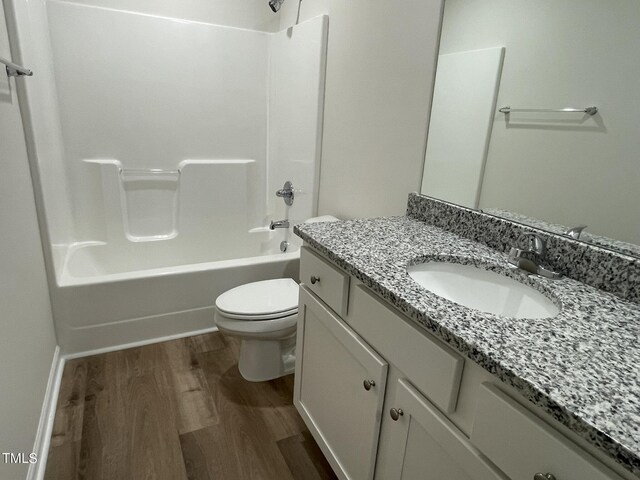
[294,215,640,477]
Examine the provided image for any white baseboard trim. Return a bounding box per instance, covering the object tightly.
[63,326,219,360]
[27,346,65,480]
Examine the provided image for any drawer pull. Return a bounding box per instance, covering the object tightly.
[310,275,320,284]
[390,408,404,421]
[363,379,376,391]
[533,474,557,480]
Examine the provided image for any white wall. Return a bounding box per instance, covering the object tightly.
[0,2,58,478]
[439,0,640,244]
[277,0,444,219]
[60,0,280,32]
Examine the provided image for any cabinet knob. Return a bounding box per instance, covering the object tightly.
[310,276,320,285]
[533,474,557,480]
[390,408,404,421]
[363,379,376,391]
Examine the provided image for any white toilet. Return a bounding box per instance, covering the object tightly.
[215,278,299,381]
[214,215,339,382]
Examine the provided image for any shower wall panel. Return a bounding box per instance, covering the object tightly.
[267,15,328,227]
[47,1,270,242]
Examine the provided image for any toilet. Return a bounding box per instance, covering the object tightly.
[214,215,339,382]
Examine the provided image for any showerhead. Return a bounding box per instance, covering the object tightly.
[269,0,285,13]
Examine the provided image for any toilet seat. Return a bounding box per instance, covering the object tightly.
[216,311,297,337]
[215,278,299,321]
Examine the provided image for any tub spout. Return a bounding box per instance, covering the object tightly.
[270,219,290,230]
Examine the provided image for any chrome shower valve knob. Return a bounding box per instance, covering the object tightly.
[275,180,294,206]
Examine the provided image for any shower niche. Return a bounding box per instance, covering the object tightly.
[120,168,180,241]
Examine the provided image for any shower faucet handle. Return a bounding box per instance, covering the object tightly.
[275,180,294,206]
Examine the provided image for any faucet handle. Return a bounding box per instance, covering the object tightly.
[564,224,587,239]
[275,180,294,206]
[517,232,546,256]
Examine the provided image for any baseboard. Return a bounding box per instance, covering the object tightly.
[63,326,219,360]
[27,346,65,480]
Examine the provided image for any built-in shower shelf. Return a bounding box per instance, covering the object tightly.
[119,167,181,241]
[84,158,259,243]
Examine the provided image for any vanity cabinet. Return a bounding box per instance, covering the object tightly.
[295,246,629,480]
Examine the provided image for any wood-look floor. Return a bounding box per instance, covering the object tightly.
[44,332,336,480]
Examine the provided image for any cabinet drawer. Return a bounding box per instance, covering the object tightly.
[471,383,622,480]
[349,285,464,413]
[300,246,350,316]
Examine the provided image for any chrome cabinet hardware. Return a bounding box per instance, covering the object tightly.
[275,180,294,206]
[310,276,320,285]
[390,408,404,421]
[363,379,375,391]
[533,474,557,480]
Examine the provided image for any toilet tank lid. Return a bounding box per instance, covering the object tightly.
[216,278,299,316]
[305,215,340,223]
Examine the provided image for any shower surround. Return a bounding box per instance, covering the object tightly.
[18,1,328,353]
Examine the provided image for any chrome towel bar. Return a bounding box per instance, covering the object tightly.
[499,106,598,115]
[0,56,33,77]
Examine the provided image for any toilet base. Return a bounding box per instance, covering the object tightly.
[237,334,296,382]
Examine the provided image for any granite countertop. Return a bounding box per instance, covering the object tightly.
[294,216,640,477]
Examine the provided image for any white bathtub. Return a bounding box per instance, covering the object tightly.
[52,229,301,355]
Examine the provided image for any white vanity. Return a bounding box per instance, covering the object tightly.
[294,242,638,480]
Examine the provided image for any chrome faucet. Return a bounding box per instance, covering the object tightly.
[508,233,562,279]
[270,219,290,230]
[564,224,587,239]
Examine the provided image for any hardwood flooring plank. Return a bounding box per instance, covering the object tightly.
[161,337,219,434]
[76,353,111,480]
[125,373,188,480]
[49,358,87,448]
[44,441,80,480]
[187,332,227,354]
[277,431,338,480]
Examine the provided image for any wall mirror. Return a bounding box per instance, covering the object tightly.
[420,0,640,258]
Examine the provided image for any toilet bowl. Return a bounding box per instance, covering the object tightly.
[215,215,339,382]
[215,278,299,381]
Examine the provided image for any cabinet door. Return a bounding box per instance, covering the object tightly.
[294,286,388,480]
[379,378,507,480]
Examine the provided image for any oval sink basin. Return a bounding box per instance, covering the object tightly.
[407,261,559,319]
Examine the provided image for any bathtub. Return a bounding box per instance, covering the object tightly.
[52,229,301,355]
